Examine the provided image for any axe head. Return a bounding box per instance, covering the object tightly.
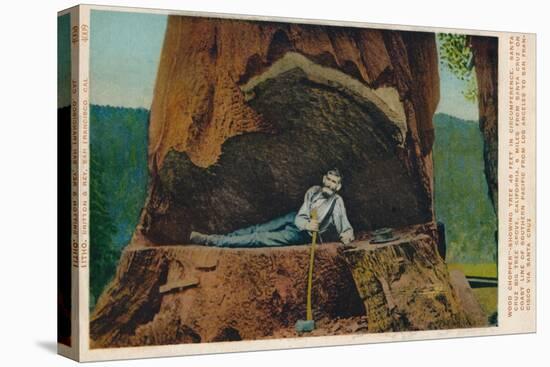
[295,319,315,333]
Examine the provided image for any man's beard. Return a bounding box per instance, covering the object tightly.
[321,186,335,197]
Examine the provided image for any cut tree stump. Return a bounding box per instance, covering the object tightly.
[90,223,486,348]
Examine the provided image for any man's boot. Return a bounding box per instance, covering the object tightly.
[189,231,211,245]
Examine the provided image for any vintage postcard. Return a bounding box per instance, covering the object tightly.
[57,4,536,362]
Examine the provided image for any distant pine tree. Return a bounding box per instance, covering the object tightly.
[90,105,149,249]
[433,113,497,264]
[90,154,120,307]
[89,105,149,309]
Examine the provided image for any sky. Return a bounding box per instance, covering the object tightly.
[435,38,479,121]
[83,10,478,121]
[89,10,167,109]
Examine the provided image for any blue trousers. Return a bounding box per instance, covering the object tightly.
[204,211,311,248]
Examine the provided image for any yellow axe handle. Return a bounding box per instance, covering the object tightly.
[306,209,318,321]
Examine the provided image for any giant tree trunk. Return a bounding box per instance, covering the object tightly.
[471,36,499,212]
[136,17,440,244]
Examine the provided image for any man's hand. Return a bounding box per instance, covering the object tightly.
[340,231,355,245]
[304,218,319,232]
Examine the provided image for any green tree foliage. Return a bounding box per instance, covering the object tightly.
[89,154,119,306]
[89,105,149,308]
[433,113,497,263]
[437,33,478,102]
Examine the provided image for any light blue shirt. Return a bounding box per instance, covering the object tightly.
[294,186,354,241]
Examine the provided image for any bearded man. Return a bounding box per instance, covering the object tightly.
[189,169,355,247]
